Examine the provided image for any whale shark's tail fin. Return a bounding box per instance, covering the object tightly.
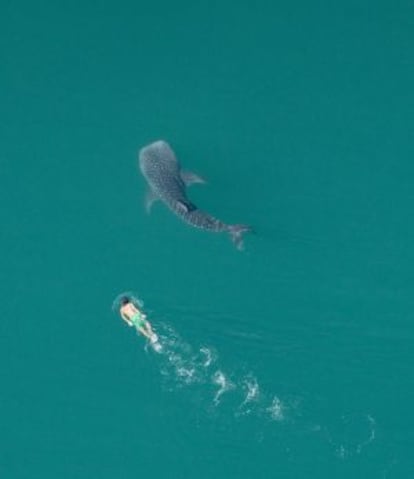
[228,224,252,250]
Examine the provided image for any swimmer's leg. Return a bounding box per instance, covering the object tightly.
[137,326,152,340]
[145,322,159,343]
[145,320,155,336]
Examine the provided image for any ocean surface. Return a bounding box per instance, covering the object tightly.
[1,1,413,477]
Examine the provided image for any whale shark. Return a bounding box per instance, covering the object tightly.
[138,140,251,249]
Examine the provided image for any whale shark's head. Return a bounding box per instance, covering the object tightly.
[139,140,178,177]
[142,139,169,153]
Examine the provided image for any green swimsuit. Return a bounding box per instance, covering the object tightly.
[130,312,146,328]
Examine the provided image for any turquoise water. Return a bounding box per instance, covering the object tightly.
[1,1,413,477]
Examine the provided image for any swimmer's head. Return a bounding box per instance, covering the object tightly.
[120,296,131,306]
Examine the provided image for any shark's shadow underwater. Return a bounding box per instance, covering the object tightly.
[139,140,252,249]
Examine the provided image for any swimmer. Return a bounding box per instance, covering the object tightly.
[119,296,158,343]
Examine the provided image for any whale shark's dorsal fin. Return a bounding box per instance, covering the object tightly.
[145,189,159,213]
[180,170,206,186]
[177,200,196,214]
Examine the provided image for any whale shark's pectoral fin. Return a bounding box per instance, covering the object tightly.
[180,170,206,186]
[177,200,197,214]
[145,189,159,213]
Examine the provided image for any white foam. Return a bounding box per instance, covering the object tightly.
[356,415,376,454]
[327,413,377,459]
[176,366,196,383]
[212,370,235,405]
[243,376,260,403]
[266,396,284,421]
[199,347,215,367]
[237,376,260,415]
[137,322,286,424]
